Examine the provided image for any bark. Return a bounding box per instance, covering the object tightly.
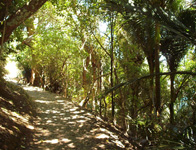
[30,68,35,85]
[82,45,99,108]
[131,88,136,119]
[169,60,177,124]
[147,56,155,118]
[26,19,41,87]
[33,70,41,86]
[155,22,161,118]
[110,12,114,121]
[103,97,107,118]
[64,64,68,98]
[98,60,102,116]
[64,83,67,98]
[91,51,97,111]
[82,54,90,100]
[114,66,126,131]
[0,0,47,44]
[170,72,175,124]
[30,66,41,86]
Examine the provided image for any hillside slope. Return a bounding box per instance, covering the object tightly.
[0,78,36,150]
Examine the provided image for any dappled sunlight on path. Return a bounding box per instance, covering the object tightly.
[24,86,130,150]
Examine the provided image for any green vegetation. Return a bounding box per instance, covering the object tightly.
[0,0,196,149]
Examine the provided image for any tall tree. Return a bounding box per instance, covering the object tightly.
[104,0,196,44]
[110,11,115,121]
[161,8,196,124]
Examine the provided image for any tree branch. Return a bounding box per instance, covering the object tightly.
[99,71,196,99]
[90,29,110,56]
[0,0,47,44]
[175,75,189,98]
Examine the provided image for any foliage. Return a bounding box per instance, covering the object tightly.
[1,0,196,149]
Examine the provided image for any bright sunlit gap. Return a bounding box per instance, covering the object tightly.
[4,55,20,81]
[23,86,44,91]
[99,22,107,36]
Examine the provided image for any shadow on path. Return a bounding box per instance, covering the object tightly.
[23,86,132,150]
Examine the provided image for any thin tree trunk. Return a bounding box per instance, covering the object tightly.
[98,60,102,116]
[92,51,97,111]
[155,22,161,118]
[104,97,107,119]
[148,57,155,118]
[110,12,114,122]
[170,70,175,124]
[64,64,68,98]
[114,66,126,131]
[30,67,35,85]
[82,55,90,101]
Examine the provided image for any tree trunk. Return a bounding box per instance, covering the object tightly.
[30,68,35,85]
[104,97,107,119]
[98,60,102,116]
[155,22,161,119]
[114,66,126,131]
[147,56,155,118]
[82,55,90,101]
[64,64,69,98]
[26,19,41,86]
[91,51,97,111]
[170,72,175,124]
[110,12,115,122]
[33,70,41,86]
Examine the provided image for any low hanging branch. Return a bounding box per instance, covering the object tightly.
[0,0,48,44]
[98,71,196,99]
[175,75,190,98]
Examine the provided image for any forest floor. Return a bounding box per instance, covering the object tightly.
[24,85,133,150]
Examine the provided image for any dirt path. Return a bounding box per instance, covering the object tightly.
[23,86,131,150]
